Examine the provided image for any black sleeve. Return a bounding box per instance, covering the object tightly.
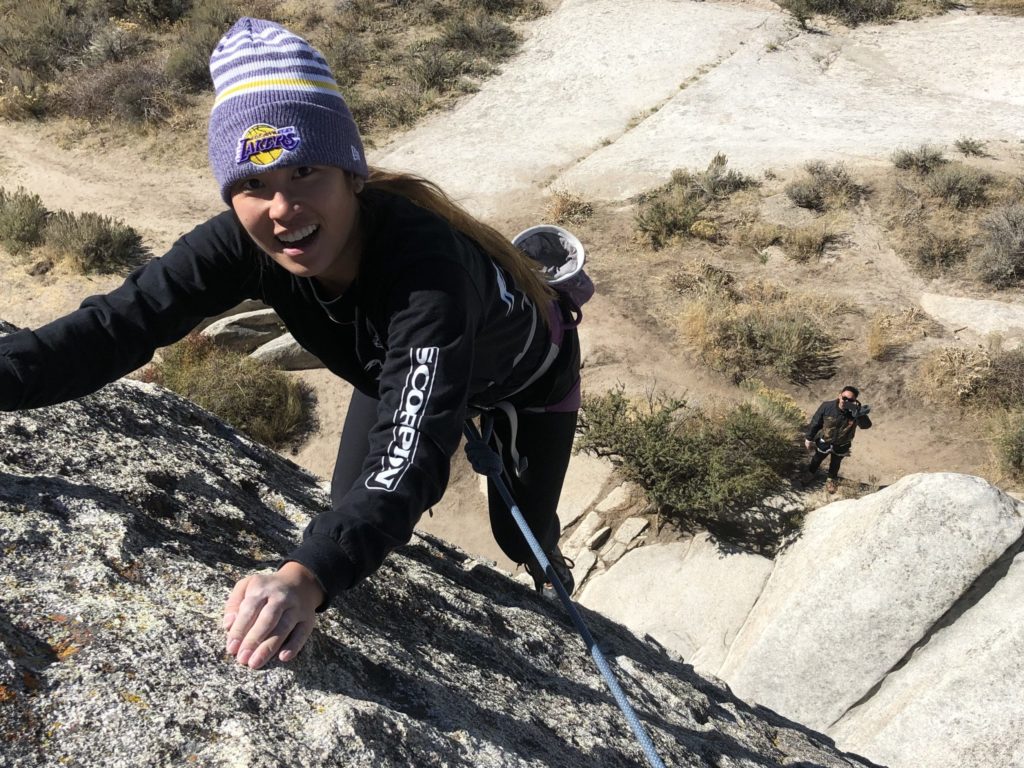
[286,261,484,601]
[0,211,261,411]
[805,402,827,441]
[856,412,872,430]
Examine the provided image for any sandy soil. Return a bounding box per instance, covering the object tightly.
[2,0,1023,566]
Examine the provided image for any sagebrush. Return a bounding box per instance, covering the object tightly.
[145,334,316,448]
[576,386,804,553]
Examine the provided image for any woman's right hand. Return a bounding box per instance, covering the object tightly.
[223,561,325,670]
[804,439,814,451]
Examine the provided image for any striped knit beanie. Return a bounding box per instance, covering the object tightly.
[207,17,368,204]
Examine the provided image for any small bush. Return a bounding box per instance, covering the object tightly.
[972,204,1024,287]
[79,21,147,67]
[165,0,238,92]
[866,307,931,360]
[679,271,839,384]
[954,136,988,157]
[735,221,784,254]
[777,0,898,26]
[975,348,1024,409]
[994,409,1024,481]
[44,210,148,274]
[61,59,177,123]
[781,222,843,261]
[546,189,594,226]
[0,187,49,257]
[915,346,991,404]
[147,334,315,448]
[635,155,755,249]
[893,144,947,175]
[576,386,803,553]
[786,161,865,212]
[108,0,191,24]
[926,164,993,209]
[0,0,102,78]
[440,10,518,56]
[909,226,970,275]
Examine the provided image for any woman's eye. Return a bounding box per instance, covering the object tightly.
[295,166,315,179]
[238,177,263,192]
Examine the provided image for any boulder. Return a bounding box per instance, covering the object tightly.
[921,292,1024,348]
[250,332,324,370]
[831,547,1024,768]
[557,452,614,529]
[200,307,286,353]
[0,367,878,768]
[579,535,773,675]
[717,473,1024,733]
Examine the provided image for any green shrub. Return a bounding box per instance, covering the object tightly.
[972,204,1024,287]
[954,136,987,157]
[440,10,518,56]
[995,409,1024,481]
[635,155,756,249]
[777,0,898,26]
[79,21,148,67]
[0,187,49,257]
[0,0,102,78]
[62,59,177,123]
[108,0,191,24]
[909,227,970,275]
[576,386,803,553]
[785,161,865,212]
[165,0,237,91]
[44,210,148,274]
[926,164,993,209]
[892,144,947,175]
[148,334,315,448]
[975,348,1024,409]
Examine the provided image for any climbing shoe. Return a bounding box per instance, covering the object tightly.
[826,477,839,494]
[526,545,575,595]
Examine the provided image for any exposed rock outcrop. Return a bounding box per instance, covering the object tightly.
[582,473,1024,768]
[0,356,877,767]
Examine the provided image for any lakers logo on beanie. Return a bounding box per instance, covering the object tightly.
[207,17,368,203]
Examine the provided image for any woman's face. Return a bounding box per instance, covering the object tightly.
[230,165,363,295]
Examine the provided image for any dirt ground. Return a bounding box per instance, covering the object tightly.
[2,0,1022,570]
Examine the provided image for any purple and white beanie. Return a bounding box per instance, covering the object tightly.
[207,17,368,204]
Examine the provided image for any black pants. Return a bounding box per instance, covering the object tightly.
[332,389,577,565]
[808,442,850,479]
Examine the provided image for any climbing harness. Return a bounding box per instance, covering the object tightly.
[463,414,668,768]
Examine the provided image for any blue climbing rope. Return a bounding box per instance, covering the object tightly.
[463,416,668,768]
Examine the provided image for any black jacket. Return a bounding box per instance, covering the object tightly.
[0,190,575,600]
[805,399,872,448]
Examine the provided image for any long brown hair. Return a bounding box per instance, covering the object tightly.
[364,167,556,322]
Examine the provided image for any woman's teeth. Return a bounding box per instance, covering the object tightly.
[278,224,319,244]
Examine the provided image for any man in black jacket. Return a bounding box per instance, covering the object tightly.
[803,386,872,493]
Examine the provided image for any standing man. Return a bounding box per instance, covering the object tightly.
[804,386,872,493]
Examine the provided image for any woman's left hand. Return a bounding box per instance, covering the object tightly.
[223,561,325,669]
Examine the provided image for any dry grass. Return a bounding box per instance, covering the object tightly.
[866,307,934,360]
[972,0,1024,13]
[915,346,991,404]
[780,221,845,262]
[675,263,840,384]
[546,189,594,226]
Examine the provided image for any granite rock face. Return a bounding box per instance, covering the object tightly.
[0,365,877,767]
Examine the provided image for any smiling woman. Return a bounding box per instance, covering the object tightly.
[0,17,585,671]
